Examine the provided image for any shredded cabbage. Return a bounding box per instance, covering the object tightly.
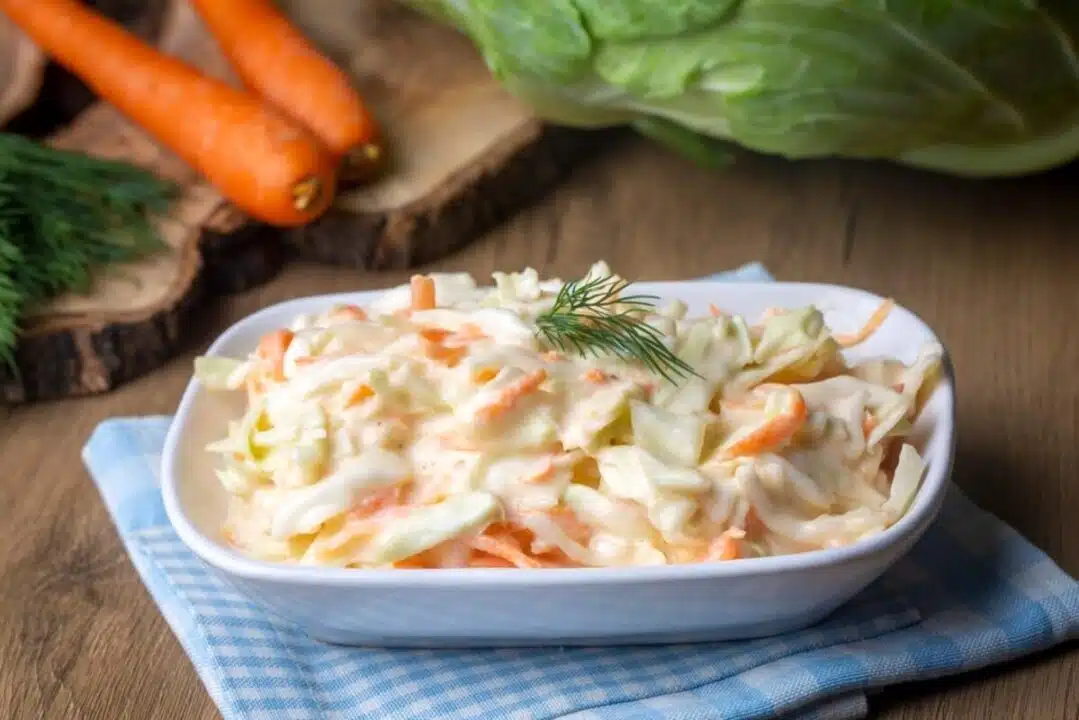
[197,263,941,569]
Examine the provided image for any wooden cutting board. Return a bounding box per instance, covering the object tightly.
[0,12,43,126]
[0,0,608,404]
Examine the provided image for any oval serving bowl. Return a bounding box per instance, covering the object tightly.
[162,280,955,648]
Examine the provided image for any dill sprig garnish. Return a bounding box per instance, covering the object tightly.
[0,133,177,368]
[535,273,698,383]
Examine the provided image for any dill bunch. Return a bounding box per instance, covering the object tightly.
[0,133,177,367]
[535,273,698,383]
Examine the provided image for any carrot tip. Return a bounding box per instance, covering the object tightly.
[292,177,323,211]
[361,143,382,161]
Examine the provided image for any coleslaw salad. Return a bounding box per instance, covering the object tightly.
[194,262,943,571]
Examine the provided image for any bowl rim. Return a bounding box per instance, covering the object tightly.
[162,279,956,588]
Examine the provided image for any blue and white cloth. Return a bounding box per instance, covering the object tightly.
[82,264,1079,720]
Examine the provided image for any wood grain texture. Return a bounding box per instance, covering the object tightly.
[0,14,44,126]
[3,0,171,134]
[278,0,613,269]
[1,0,607,403]
[1,140,1077,719]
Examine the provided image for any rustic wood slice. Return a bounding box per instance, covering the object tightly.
[280,0,611,268]
[4,0,172,135]
[0,2,281,404]
[0,16,45,127]
[0,0,607,403]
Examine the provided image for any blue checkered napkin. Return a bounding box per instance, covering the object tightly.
[82,264,1079,720]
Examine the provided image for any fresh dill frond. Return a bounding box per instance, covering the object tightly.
[534,273,698,383]
[0,133,177,368]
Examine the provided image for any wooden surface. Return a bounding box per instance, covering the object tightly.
[0,15,42,126]
[279,0,608,269]
[1,140,1077,719]
[2,0,601,403]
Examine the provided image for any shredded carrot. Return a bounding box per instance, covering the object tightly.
[703,529,746,561]
[293,352,356,367]
[474,369,548,424]
[472,367,500,384]
[720,385,808,458]
[582,368,610,384]
[862,412,877,438]
[187,0,381,179]
[256,328,294,382]
[471,532,547,569]
[419,327,451,343]
[743,507,765,538]
[0,0,339,228]
[345,383,374,408]
[410,275,436,312]
[329,305,368,322]
[523,459,557,484]
[456,323,487,342]
[422,340,465,367]
[835,298,894,347]
[708,303,724,317]
[392,558,430,569]
[468,554,516,569]
[349,486,405,521]
[717,535,741,561]
[543,507,593,545]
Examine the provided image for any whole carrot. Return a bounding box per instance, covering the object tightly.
[189,0,383,183]
[0,0,337,227]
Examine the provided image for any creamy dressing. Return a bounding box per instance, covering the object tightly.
[197,263,941,569]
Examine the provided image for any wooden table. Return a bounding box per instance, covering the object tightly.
[1,139,1077,719]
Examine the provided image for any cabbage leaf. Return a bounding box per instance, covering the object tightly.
[403,0,1079,176]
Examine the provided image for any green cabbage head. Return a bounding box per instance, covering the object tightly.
[402,0,1079,176]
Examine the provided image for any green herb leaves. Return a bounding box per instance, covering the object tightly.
[535,273,697,383]
[0,133,176,367]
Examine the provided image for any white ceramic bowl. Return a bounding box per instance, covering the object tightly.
[162,280,955,648]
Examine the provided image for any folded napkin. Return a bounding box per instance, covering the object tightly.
[83,264,1079,720]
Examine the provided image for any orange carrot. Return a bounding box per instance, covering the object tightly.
[862,412,877,438]
[349,486,402,520]
[188,0,382,182]
[543,507,593,545]
[835,299,895,347]
[0,0,337,227]
[468,554,516,569]
[474,369,548,424]
[328,305,368,322]
[523,459,557,484]
[720,385,808,458]
[419,328,452,344]
[392,560,428,569]
[345,383,374,408]
[419,328,466,366]
[256,329,294,381]
[743,507,766,538]
[716,535,741,561]
[410,275,436,311]
[472,367,500,384]
[424,343,465,368]
[471,532,546,569]
[703,529,745,561]
[294,352,349,367]
[456,323,488,342]
[582,368,610,384]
